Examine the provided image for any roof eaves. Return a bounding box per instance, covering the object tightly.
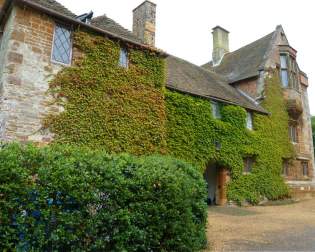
[2,0,167,56]
[166,84,268,114]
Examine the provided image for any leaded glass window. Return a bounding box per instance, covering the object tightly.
[119,48,128,68]
[52,24,72,65]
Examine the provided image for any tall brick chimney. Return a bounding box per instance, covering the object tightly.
[133,1,156,47]
[212,26,229,66]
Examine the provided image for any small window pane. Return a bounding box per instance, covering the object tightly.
[244,157,254,173]
[302,162,308,176]
[119,48,128,68]
[282,160,289,176]
[289,125,297,143]
[246,112,253,130]
[211,102,221,119]
[281,70,289,87]
[280,55,287,68]
[52,24,72,65]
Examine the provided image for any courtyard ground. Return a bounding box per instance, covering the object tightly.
[206,199,315,251]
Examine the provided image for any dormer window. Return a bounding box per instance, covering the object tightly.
[280,53,299,91]
[119,48,128,68]
[211,101,221,119]
[246,112,253,130]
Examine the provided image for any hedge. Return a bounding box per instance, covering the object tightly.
[0,143,207,251]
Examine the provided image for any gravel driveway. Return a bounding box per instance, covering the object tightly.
[206,199,315,251]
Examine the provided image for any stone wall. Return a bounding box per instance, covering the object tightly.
[0,5,63,144]
[0,7,15,139]
[266,28,314,181]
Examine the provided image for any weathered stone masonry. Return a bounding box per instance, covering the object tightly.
[0,5,62,144]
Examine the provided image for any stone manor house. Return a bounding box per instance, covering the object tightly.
[0,0,314,203]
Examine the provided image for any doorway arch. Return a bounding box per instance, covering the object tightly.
[204,163,230,206]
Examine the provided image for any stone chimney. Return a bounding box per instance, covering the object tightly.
[133,1,156,47]
[212,26,229,66]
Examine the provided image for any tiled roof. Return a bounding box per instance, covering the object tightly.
[27,0,76,18]
[91,15,143,44]
[202,32,276,83]
[10,0,268,114]
[166,55,268,114]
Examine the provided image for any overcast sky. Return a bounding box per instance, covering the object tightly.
[58,0,315,115]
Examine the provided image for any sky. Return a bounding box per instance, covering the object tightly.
[58,0,315,115]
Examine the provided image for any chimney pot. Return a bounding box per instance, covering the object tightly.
[133,1,156,47]
[212,26,230,66]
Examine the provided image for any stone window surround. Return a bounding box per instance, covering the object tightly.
[51,22,73,66]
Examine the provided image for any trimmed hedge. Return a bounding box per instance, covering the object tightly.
[0,144,207,251]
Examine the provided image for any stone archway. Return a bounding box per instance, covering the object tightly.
[204,163,230,206]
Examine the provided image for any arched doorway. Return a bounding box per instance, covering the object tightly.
[204,163,230,206]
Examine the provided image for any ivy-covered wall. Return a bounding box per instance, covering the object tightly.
[165,71,294,203]
[45,32,166,155]
[45,31,294,204]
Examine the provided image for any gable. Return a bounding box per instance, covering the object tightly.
[202,32,276,83]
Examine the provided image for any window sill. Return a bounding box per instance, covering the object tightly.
[51,59,72,67]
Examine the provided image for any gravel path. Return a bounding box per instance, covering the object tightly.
[206,199,315,251]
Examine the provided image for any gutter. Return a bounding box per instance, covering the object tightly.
[0,0,168,56]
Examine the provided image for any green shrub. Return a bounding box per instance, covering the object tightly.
[0,143,207,251]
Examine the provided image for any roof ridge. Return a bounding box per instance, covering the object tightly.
[27,0,76,18]
[91,14,141,43]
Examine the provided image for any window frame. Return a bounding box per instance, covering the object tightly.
[282,159,289,177]
[246,111,254,130]
[243,157,255,174]
[302,161,309,177]
[280,54,289,88]
[51,23,73,66]
[119,47,129,68]
[211,101,221,119]
[279,53,300,91]
[289,124,298,143]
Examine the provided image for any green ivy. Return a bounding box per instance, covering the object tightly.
[45,32,166,155]
[166,71,294,204]
[45,30,294,204]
